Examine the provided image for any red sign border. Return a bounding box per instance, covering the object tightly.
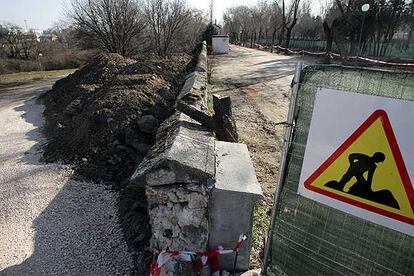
[304,109,414,225]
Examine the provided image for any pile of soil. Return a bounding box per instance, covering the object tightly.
[42,53,192,183]
[41,52,194,275]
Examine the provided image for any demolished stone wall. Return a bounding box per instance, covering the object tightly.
[130,111,215,254]
[130,41,262,273]
[146,183,209,251]
[130,41,213,255]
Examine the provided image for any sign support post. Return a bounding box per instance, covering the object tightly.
[262,61,303,275]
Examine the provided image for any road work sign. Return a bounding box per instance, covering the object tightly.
[298,88,414,236]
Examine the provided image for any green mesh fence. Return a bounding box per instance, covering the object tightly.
[268,65,414,276]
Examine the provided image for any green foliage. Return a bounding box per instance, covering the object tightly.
[252,203,269,258]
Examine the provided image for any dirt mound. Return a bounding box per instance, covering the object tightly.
[42,52,192,183]
[41,52,193,275]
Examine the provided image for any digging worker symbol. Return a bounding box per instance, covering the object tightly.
[325,152,400,209]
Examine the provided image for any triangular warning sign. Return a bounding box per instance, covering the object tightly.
[304,109,414,224]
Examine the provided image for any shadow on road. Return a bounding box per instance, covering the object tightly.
[1,96,133,275]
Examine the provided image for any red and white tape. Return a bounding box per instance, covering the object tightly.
[150,234,247,276]
[269,45,414,67]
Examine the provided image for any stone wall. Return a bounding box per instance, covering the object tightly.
[130,41,262,273]
[130,41,213,254]
[146,183,209,251]
[130,111,214,253]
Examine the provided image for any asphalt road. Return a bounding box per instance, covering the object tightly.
[0,79,133,275]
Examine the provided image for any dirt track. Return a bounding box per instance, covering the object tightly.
[211,45,316,267]
[0,80,133,275]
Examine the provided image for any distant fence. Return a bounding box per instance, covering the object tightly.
[268,45,414,68]
[263,64,414,275]
[257,39,414,60]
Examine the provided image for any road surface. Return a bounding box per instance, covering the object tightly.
[211,45,316,267]
[0,79,133,275]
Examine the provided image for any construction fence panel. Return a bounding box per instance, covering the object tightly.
[268,65,414,276]
[257,39,414,59]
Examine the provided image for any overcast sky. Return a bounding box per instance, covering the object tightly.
[0,0,322,31]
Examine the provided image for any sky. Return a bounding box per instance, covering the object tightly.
[0,0,69,30]
[0,0,322,31]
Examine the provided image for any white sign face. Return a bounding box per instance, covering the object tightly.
[298,88,414,236]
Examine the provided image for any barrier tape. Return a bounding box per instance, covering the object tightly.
[358,56,414,66]
[150,234,247,276]
[251,44,414,67]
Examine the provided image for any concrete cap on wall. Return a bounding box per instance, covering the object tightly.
[215,141,263,197]
[177,72,207,104]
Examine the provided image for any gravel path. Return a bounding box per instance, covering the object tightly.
[0,80,133,275]
[211,46,316,267]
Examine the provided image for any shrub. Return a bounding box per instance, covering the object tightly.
[0,49,97,74]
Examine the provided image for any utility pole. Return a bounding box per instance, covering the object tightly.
[209,0,214,24]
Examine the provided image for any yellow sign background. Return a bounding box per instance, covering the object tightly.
[309,117,414,219]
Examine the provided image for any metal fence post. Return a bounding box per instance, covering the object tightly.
[261,61,303,275]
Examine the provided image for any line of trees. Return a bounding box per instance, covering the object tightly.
[68,0,207,58]
[0,22,97,74]
[0,0,207,74]
[0,23,38,60]
[222,0,414,58]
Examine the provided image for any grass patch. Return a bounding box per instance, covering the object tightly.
[0,69,76,89]
[251,202,270,267]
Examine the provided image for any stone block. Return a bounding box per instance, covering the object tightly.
[130,112,215,187]
[209,141,262,271]
[177,71,208,109]
[195,45,207,73]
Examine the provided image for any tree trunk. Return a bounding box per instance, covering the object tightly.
[271,29,277,53]
[278,27,284,46]
[284,27,292,48]
[323,21,333,52]
[254,31,257,46]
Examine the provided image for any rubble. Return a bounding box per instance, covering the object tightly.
[40,52,195,275]
[137,115,159,134]
[146,183,209,252]
[41,52,192,184]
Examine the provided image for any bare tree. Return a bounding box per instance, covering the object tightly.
[320,0,411,58]
[0,23,38,59]
[1,24,23,58]
[144,0,194,58]
[178,9,207,52]
[279,0,302,48]
[269,2,283,51]
[294,2,323,40]
[403,0,414,45]
[223,9,240,43]
[223,3,280,48]
[221,0,413,58]
[371,0,407,56]
[20,30,38,60]
[0,24,7,41]
[68,0,146,57]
